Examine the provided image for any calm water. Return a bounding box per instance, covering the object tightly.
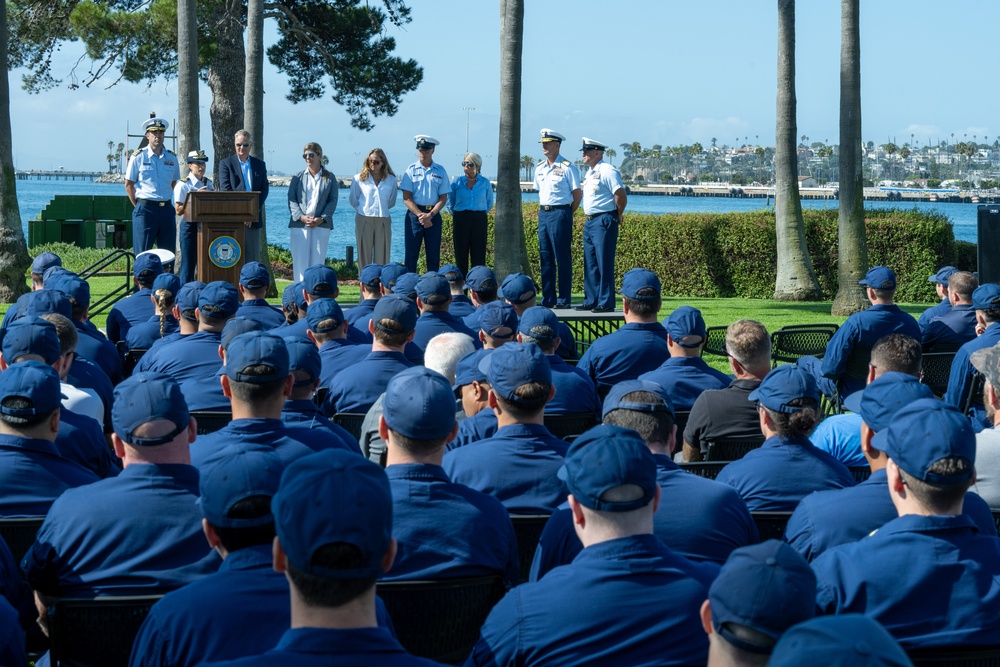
[15,179,980,262]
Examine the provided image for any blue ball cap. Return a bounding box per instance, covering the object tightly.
[466,265,498,292]
[618,268,662,299]
[273,449,393,579]
[372,293,417,333]
[0,360,61,417]
[518,306,559,342]
[602,379,674,419]
[112,372,190,446]
[859,266,897,290]
[709,540,816,654]
[972,283,1000,310]
[500,273,537,305]
[928,266,958,285]
[769,615,913,667]
[749,364,819,413]
[478,301,518,338]
[2,316,60,365]
[558,424,657,512]
[842,372,935,432]
[152,273,181,297]
[872,398,975,484]
[383,366,457,440]
[380,263,408,288]
[280,283,298,309]
[303,265,338,297]
[133,252,163,279]
[415,272,450,302]
[26,290,71,320]
[198,443,283,529]
[285,338,321,385]
[480,342,551,404]
[306,299,345,333]
[41,266,71,289]
[391,272,419,297]
[360,264,383,287]
[53,275,90,309]
[198,281,239,318]
[224,332,289,384]
[177,281,206,312]
[665,305,707,347]
[439,264,463,282]
[220,317,264,350]
[31,252,61,275]
[453,348,492,390]
[239,261,271,289]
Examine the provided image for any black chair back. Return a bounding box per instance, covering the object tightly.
[0,516,44,568]
[703,325,729,358]
[121,348,147,379]
[674,411,691,440]
[921,352,957,397]
[509,514,550,584]
[677,462,729,480]
[770,328,835,367]
[849,466,872,484]
[705,435,766,462]
[333,413,366,441]
[907,645,1000,667]
[992,510,1000,536]
[376,575,507,663]
[965,374,987,415]
[190,410,233,435]
[780,323,840,333]
[543,413,598,441]
[750,511,793,541]
[313,386,330,408]
[47,595,163,667]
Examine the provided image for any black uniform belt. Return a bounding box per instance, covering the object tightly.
[541,204,571,211]
[138,199,169,207]
[587,210,616,220]
[417,205,435,212]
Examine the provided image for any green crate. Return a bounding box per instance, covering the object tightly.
[30,196,136,250]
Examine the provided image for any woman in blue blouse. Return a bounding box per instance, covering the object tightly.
[447,152,494,276]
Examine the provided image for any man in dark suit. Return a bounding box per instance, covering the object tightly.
[218,129,270,263]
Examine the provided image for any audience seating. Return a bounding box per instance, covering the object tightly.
[703,325,728,358]
[376,575,507,663]
[0,516,44,568]
[770,328,835,368]
[543,413,598,441]
[333,413,366,441]
[849,466,872,484]
[907,645,1000,667]
[779,323,839,333]
[749,511,793,541]
[965,374,987,416]
[116,341,147,379]
[921,352,958,397]
[190,410,233,435]
[704,435,766,462]
[509,514,550,584]
[46,595,163,667]
[677,462,728,480]
[312,386,329,409]
[674,411,691,440]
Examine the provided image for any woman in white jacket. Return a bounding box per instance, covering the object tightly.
[288,142,338,281]
[349,148,397,267]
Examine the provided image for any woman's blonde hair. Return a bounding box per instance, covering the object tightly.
[302,142,331,179]
[360,148,394,181]
[153,288,176,339]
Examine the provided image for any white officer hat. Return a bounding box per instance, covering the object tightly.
[539,129,565,143]
[142,117,168,133]
[186,150,209,163]
[414,135,440,149]
[581,137,608,151]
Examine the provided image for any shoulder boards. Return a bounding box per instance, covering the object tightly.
[131,148,142,156]
[561,160,571,166]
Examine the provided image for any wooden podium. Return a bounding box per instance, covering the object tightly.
[184,191,259,285]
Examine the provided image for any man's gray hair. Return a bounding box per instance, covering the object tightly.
[424,333,475,385]
[234,129,253,143]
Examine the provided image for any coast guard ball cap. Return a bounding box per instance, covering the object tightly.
[769,615,913,667]
[500,273,536,305]
[239,262,270,289]
[134,253,163,278]
[303,265,338,297]
[971,344,1000,391]
[414,135,439,150]
[465,266,498,292]
[198,281,239,318]
[360,264,383,287]
[223,332,289,384]
[112,372,189,446]
[383,366,456,440]
[928,266,958,285]
[273,449,393,579]
[152,273,181,297]
[710,540,816,654]
[539,128,566,143]
[42,266,71,289]
[439,264,463,282]
[306,299,345,333]
[54,276,91,309]
[518,306,559,343]
[372,294,417,333]
[2,317,60,366]
[842,372,935,433]
[580,137,609,151]
[748,364,820,413]
[0,360,61,417]
[453,348,491,390]
[380,263,408,288]
[31,252,61,275]
[859,266,897,290]
[25,290,71,320]
[220,317,264,351]
[558,424,657,512]
[478,301,518,338]
[285,338,321,385]
[618,268,662,299]
[665,306,707,347]
[602,379,674,419]
[198,444,283,528]
[391,273,420,297]
[972,283,1000,310]
[873,399,975,484]
[178,281,207,312]
[416,273,450,302]
[479,342,550,404]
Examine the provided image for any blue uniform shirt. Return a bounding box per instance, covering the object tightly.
[385,464,519,585]
[125,315,180,351]
[945,322,1000,412]
[577,322,670,394]
[58,408,121,479]
[180,373,229,412]
[918,298,951,329]
[467,534,718,667]
[345,299,379,326]
[413,311,481,351]
[809,413,866,467]
[715,435,856,511]
[66,356,114,429]
[24,463,220,597]
[448,174,494,212]
[545,354,601,417]
[235,299,286,329]
[143,330,223,383]
[638,356,732,411]
[448,409,498,450]
[922,303,977,349]
[442,423,569,513]
[137,332,189,371]
[449,294,476,319]
[323,350,414,415]
[126,146,181,201]
[73,322,123,384]
[0,598,25,667]
[282,399,360,447]
[400,161,449,206]
[190,419,359,469]
[107,288,156,343]
[530,453,757,581]
[316,339,372,388]
[581,160,624,215]
[812,513,1000,648]
[534,156,581,206]
[0,433,99,517]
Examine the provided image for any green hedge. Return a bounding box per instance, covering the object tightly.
[435,204,972,302]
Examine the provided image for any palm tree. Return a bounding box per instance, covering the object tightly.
[495,0,528,277]
[177,0,198,180]
[107,140,115,173]
[881,142,897,180]
[520,154,535,181]
[605,148,617,166]
[774,0,822,301]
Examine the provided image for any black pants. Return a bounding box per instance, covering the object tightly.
[452,209,488,277]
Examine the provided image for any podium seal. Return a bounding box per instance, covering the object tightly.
[209,236,241,268]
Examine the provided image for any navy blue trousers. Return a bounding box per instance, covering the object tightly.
[582,211,619,309]
[404,210,442,273]
[538,207,573,306]
[132,200,176,255]
[178,220,197,283]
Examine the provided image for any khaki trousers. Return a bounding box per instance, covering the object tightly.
[355,213,392,266]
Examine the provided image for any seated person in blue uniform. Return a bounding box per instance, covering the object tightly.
[180,317,263,411]
[639,305,731,410]
[683,319,769,462]
[281,338,359,445]
[344,263,383,328]
[391,272,419,300]
[198,449,439,667]
[577,268,669,396]
[448,348,497,449]
[190,332,358,468]
[944,283,1000,427]
[55,275,123,384]
[106,252,164,344]
[234,262,285,329]
[499,272,576,361]
[798,266,921,400]
[531,385,757,580]
[322,294,417,416]
[440,263,475,319]
[516,306,600,417]
[475,300,518,350]
[300,299,370,388]
[811,334,920,467]
[282,265,370,345]
[443,343,568,513]
[125,272,182,352]
[917,265,958,330]
[811,400,1000,648]
[922,270,978,351]
[769,615,913,667]
[138,281,205,369]
[467,427,719,667]
[275,281,304,329]
[380,366,518,584]
[0,361,99,516]
[786,372,996,563]
[701,540,816,664]
[461,265,500,331]
[0,251,62,335]
[412,272,481,351]
[24,372,219,601]
[716,365,855,511]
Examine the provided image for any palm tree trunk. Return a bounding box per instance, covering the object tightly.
[495,0,528,278]
[773,0,822,301]
[176,0,199,178]
[832,0,868,315]
[245,0,274,293]
[207,0,245,187]
[0,0,30,303]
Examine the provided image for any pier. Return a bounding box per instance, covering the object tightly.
[17,170,104,182]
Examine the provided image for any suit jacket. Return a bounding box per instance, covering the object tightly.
[218,153,269,227]
[288,168,338,229]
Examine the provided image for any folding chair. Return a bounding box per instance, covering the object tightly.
[704,435,766,462]
[47,595,163,667]
[509,515,550,584]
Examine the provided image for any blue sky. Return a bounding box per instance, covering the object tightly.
[10,1,998,177]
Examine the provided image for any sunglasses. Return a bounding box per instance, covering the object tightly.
[369,159,382,164]
[303,152,317,159]
[462,161,475,167]
[236,143,251,148]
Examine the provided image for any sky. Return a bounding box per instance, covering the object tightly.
[9,0,999,178]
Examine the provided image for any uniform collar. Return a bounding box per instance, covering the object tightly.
[875,513,979,537]
[283,399,321,414]
[493,423,552,438]
[573,534,666,563]
[274,626,403,655]
[220,544,276,572]
[762,434,814,449]
[120,462,199,483]
[622,321,666,331]
[385,463,449,482]
[225,418,285,433]
[665,355,708,367]
[0,433,61,456]
[319,338,355,351]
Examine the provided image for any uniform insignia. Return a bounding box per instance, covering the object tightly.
[561,160,570,166]
[131,148,142,157]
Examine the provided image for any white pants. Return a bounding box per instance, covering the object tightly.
[290,226,332,282]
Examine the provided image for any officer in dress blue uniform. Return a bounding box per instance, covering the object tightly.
[448,348,497,449]
[125,117,181,255]
[467,426,719,667]
[917,265,958,329]
[173,150,214,284]
[412,272,481,351]
[106,252,164,344]
[944,283,1000,426]
[400,135,449,273]
[380,366,519,585]
[811,400,1000,648]
[302,298,370,389]
[577,137,626,313]
[516,306,599,417]
[440,264,476,319]
[533,129,581,309]
[235,262,285,329]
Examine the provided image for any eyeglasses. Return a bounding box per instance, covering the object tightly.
[369,159,382,165]
[462,161,475,167]
[236,143,251,148]
[303,152,317,159]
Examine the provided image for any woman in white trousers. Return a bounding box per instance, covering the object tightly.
[288,142,338,281]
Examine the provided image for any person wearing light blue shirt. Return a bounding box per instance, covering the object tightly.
[578,138,626,313]
[400,135,449,273]
[533,129,581,308]
[447,152,494,277]
[125,117,181,255]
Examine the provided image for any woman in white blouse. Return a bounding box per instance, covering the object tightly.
[349,148,397,266]
[288,142,338,281]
